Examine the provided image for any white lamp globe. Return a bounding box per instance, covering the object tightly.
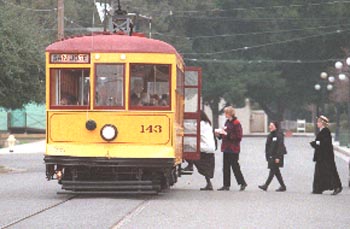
[346,57,350,66]
[339,73,347,81]
[314,84,321,90]
[328,76,335,83]
[335,61,343,70]
[327,84,333,91]
[320,72,328,79]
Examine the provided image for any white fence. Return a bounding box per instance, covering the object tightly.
[281,120,311,132]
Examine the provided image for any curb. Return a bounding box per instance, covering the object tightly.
[0,140,45,155]
[334,145,350,158]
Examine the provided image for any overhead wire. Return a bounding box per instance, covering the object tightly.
[182,28,350,56]
[0,0,55,12]
[0,0,90,32]
[184,58,340,64]
[170,15,350,22]
[129,0,350,15]
[3,0,348,38]
[2,0,349,65]
[154,23,350,40]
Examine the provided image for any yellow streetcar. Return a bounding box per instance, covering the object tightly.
[44,16,202,194]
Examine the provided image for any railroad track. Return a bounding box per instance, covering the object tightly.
[111,197,152,229]
[1,194,156,228]
[1,192,157,228]
[0,195,77,229]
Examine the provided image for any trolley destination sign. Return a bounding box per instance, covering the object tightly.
[50,53,90,64]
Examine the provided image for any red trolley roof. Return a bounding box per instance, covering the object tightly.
[46,34,180,55]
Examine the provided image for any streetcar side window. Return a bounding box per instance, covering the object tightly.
[50,69,90,108]
[95,64,124,108]
[130,64,170,109]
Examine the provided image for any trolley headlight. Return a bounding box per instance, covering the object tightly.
[100,124,118,141]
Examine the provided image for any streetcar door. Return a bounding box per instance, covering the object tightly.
[183,67,202,160]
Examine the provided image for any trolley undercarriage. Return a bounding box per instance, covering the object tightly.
[44,156,178,194]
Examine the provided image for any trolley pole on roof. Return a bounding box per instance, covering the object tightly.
[57,0,64,40]
[103,0,108,32]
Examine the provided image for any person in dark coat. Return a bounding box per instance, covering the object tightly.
[216,106,247,191]
[310,115,342,195]
[258,121,287,192]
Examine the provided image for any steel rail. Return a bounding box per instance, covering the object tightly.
[0,195,77,229]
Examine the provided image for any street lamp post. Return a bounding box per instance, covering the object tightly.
[314,72,334,135]
[335,59,350,187]
[335,60,350,147]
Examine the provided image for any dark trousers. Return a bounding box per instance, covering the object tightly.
[265,166,285,187]
[223,153,246,187]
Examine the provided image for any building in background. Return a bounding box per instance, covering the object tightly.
[204,99,268,135]
[0,103,45,134]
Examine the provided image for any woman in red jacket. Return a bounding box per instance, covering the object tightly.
[216,106,247,191]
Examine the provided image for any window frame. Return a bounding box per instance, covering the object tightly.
[129,63,172,111]
[94,63,126,110]
[49,68,90,110]
[182,66,202,160]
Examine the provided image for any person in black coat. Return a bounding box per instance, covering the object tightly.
[259,121,287,192]
[310,115,342,195]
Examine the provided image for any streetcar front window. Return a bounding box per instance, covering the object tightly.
[130,64,170,109]
[50,69,90,108]
[95,64,124,108]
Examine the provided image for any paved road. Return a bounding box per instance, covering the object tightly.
[0,137,349,228]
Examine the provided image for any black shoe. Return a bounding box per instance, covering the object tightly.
[276,186,286,192]
[312,191,322,194]
[258,185,268,191]
[240,184,247,191]
[217,186,230,191]
[200,184,213,191]
[332,187,343,195]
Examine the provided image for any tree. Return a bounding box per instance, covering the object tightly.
[0,0,98,110]
[4,0,350,124]
[180,0,350,122]
[200,61,246,127]
[0,3,49,109]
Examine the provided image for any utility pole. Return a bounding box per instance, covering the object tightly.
[57,0,64,40]
[103,0,108,32]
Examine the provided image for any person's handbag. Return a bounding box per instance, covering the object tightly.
[268,156,283,167]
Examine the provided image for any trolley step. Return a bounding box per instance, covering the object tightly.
[60,180,161,193]
[57,190,159,195]
[180,170,193,175]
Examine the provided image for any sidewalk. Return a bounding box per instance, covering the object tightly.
[333,141,350,163]
[244,132,315,137]
[0,140,45,155]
